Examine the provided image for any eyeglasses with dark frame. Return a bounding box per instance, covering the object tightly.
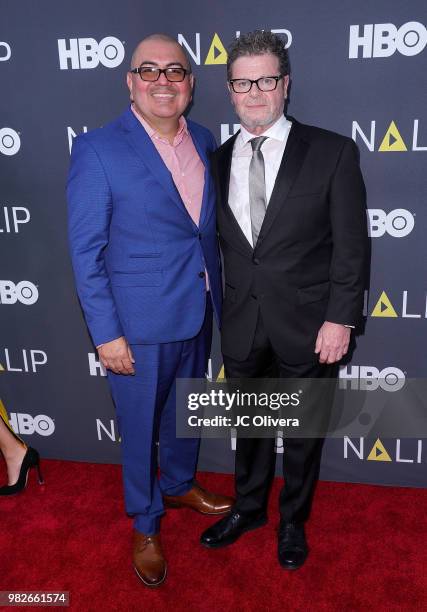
[129,66,191,82]
[229,75,283,93]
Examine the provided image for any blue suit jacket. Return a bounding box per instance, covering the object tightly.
[67,107,222,347]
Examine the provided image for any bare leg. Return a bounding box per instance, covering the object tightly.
[0,416,27,485]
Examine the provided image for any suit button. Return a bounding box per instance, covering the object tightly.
[199,271,205,278]
[198,234,202,240]
[253,258,260,265]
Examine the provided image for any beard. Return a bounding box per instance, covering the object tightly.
[236,101,284,132]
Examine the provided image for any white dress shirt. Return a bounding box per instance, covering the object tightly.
[227,115,353,330]
[228,114,292,248]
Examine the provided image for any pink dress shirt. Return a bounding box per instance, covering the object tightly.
[131,105,210,291]
[131,106,205,226]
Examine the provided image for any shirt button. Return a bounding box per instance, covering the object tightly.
[199,271,206,278]
[253,258,260,265]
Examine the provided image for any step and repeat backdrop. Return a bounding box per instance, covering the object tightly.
[1,1,426,487]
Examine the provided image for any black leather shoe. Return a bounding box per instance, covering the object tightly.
[278,522,309,570]
[200,511,267,548]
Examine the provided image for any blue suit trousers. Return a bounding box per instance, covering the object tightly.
[107,298,213,535]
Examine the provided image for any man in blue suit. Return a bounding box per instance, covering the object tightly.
[67,34,233,587]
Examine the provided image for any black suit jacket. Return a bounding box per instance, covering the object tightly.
[212,117,369,365]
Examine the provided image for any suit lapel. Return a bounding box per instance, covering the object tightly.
[216,133,254,255]
[216,134,234,212]
[257,119,309,244]
[188,123,210,228]
[121,107,192,222]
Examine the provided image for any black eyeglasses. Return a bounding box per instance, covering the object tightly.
[229,75,283,93]
[129,66,190,82]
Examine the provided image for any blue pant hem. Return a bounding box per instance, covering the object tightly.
[134,516,162,536]
[161,480,194,496]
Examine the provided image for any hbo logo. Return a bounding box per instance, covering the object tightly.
[0,281,39,305]
[0,128,21,156]
[367,209,414,238]
[0,42,11,61]
[339,365,406,392]
[349,22,427,58]
[9,413,55,437]
[58,37,125,70]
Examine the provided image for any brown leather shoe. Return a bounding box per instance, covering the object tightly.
[132,531,167,587]
[163,483,234,515]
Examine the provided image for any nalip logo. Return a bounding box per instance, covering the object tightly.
[0,207,31,234]
[344,437,424,463]
[352,119,426,152]
[178,29,292,66]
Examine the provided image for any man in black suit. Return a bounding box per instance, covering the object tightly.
[200,30,369,569]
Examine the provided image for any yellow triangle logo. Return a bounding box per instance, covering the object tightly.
[371,291,398,317]
[216,364,226,382]
[378,121,408,152]
[205,33,227,65]
[0,362,4,371]
[367,438,392,461]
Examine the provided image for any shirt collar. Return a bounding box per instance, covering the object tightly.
[239,114,291,145]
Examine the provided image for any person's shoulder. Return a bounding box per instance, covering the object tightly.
[210,131,239,163]
[73,112,125,150]
[292,118,353,148]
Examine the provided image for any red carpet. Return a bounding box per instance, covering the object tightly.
[1,460,426,611]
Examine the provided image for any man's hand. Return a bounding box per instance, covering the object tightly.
[314,321,351,364]
[98,336,135,375]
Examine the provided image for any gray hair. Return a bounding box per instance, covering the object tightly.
[227,30,290,80]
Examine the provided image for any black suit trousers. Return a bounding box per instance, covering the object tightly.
[223,310,338,523]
